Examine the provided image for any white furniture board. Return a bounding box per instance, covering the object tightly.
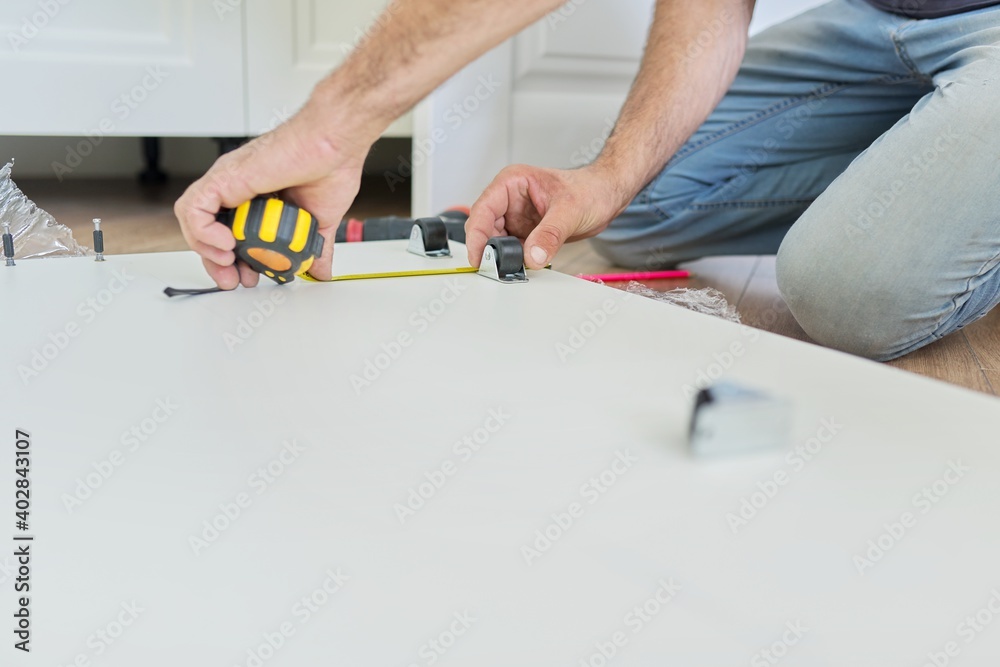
[324,239,474,280]
[3,246,999,665]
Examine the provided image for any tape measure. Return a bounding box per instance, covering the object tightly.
[163,199,530,298]
[216,196,324,285]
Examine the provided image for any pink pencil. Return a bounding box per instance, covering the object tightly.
[576,270,691,282]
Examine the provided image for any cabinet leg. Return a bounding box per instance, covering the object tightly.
[138,137,168,185]
[214,137,247,156]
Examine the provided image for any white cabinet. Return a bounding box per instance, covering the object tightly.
[0,0,408,138]
[509,0,655,170]
[0,0,244,136]
[244,0,411,136]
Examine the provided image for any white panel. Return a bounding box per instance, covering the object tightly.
[4,248,1000,664]
[510,92,622,169]
[750,0,828,34]
[245,0,411,137]
[0,0,244,136]
[542,0,653,61]
[0,2,176,55]
[514,0,655,92]
[411,42,512,217]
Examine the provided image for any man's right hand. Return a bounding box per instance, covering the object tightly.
[464,163,632,270]
[174,100,374,290]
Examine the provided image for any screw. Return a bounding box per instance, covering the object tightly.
[2,221,14,267]
[92,218,105,262]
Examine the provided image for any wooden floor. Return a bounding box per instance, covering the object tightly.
[19,178,999,398]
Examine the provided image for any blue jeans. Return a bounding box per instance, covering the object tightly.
[592,0,1000,361]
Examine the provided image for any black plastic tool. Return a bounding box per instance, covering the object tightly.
[335,210,468,244]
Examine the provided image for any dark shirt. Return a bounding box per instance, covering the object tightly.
[864,0,1000,18]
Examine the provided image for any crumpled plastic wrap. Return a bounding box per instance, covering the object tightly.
[0,161,87,259]
[626,281,742,323]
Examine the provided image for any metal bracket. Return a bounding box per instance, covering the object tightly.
[689,381,792,456]
[478,237,527,284]
[407,219,451,258]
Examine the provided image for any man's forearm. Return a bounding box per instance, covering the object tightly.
[594,0,755,204]
[304,0,566,146]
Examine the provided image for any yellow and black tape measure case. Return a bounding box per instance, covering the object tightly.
[216,196,324,284]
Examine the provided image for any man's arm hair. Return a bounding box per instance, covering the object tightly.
[593,0,756,203]
[307,0,568,146]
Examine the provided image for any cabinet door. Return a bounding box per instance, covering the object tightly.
[245,0,411,137]
[0,0,244,136]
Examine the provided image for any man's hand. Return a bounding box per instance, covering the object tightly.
[467,0,753,271]
[174,101,373,290]
[175,0,568,289]
[465,164,631,270]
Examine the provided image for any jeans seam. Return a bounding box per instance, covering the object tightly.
[650,197,815,223]
[688,198,816,210]
[889,21,933,84]
[666,73,921,170]
[902,250,1000,357]
[940,250,1000,334]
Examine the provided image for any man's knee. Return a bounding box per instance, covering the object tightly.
[776,237,918,361]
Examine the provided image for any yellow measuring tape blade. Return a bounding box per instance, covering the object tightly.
[301,266,479,282]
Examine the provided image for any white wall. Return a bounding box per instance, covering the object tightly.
[750,0,827,34]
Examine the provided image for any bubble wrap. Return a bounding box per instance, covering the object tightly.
[0,161,87,259]
[626,281,741,323]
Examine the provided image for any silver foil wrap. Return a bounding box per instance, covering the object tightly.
[0,160,87,259]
